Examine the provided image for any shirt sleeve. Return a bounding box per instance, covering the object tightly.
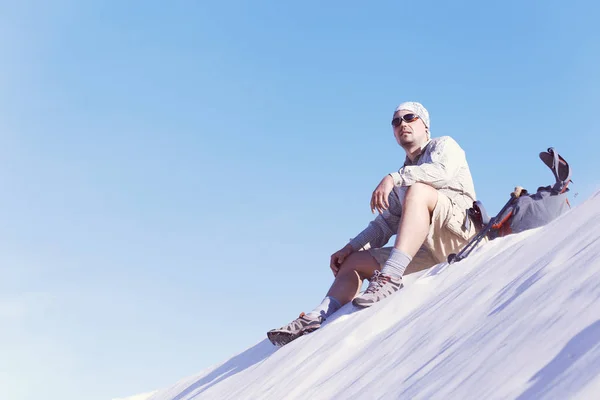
[389,137,465,188]
[348,190,402,251]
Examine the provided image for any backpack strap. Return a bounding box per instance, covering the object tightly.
[539,147,572,194]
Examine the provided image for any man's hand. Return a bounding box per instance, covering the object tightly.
[330,244,354,277]
[370,174,395,214]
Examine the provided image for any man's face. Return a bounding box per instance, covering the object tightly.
[392,110,429,148]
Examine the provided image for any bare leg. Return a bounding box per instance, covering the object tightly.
[267,247,382,346]
[326,250,380,305]
[326,184,438,305]
[394,182,439,258]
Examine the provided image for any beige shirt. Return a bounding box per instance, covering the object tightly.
[349,136,476,251]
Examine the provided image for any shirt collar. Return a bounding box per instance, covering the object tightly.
[404,139,432,166]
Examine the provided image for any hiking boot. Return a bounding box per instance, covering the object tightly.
[267,312,323,347]
[352,271,403,308]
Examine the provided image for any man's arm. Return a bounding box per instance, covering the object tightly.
[349,190,402,251]
[389,136,465,188]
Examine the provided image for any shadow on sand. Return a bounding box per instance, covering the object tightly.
[516,319,600,399]
[160,339,277,400]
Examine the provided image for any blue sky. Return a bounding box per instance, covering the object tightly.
[1,1,599,399]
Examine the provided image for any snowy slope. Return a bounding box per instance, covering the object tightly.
[112,392,157,400]
[128,190,600,400]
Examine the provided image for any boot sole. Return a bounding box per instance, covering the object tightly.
[352,298,375,308]
[267,326,320,347]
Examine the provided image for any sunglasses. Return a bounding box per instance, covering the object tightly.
[391,113,419,127]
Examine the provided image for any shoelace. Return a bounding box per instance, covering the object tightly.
[281,313,306,331]
[365,271,388,294]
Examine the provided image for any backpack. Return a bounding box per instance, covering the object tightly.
[450,148,572,264]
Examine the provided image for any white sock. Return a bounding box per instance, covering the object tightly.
[306,296,341,319]
[380,248,412,279]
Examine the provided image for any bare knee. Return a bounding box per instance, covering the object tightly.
[338,250,380,281]
[404,182,438,212]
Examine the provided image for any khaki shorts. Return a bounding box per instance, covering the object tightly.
[368,192,481,274]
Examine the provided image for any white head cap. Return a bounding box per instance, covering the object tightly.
[395,101,430,129]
